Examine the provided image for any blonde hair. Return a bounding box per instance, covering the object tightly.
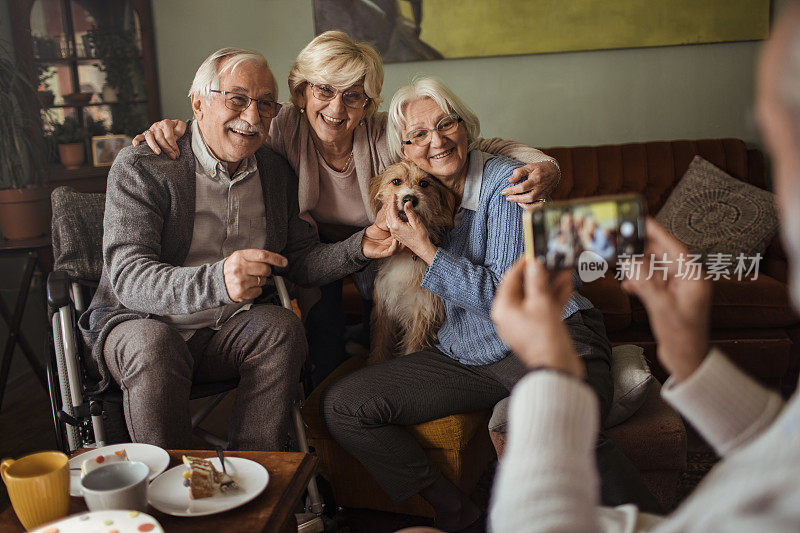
[189,47,273,100]
[387,76,480,161]
[288,31,383,118]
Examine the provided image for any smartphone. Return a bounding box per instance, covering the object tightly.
[523,193,646,271]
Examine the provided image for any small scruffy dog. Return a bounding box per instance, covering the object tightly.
[368,160,458,364]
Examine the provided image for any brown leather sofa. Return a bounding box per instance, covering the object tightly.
[540,138,798,392]
[332,138,797,514]
[344,138,798,391]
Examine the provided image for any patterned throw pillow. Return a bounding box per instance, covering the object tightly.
[488,344,653,432]
[655,156,778,257]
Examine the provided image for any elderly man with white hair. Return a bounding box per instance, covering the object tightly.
[79,47,397,451]
[486,2,800,531]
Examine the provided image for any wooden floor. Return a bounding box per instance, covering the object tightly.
[0,366,712,532]
[0,371,444,532]
[0,371,57,512]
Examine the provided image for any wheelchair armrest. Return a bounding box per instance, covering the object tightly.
[274,275,292,310]
[47,270,72,309]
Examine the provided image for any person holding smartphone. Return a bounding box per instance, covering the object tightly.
[488,5,800,528]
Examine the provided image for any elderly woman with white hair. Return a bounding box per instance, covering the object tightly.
[135,31,559,386]
[319,77,661,531]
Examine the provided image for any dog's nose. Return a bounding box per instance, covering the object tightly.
[401,194,419,208]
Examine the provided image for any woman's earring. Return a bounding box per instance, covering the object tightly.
[300,108,305,114]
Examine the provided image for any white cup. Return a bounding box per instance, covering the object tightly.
[80,461,149,512]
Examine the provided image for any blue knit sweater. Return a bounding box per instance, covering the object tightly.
[421,152,593,366]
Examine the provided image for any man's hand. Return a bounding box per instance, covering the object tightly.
[361,202,400,259]
[491,258,585,378]
[620,218,712,382]
[131,119,187,160]
[501,161,559,208]
[385,194,438,264]
[223,249,288,302]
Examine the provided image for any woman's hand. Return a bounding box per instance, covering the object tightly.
[385,194,438,264]
[361,202,400,259]
[131,119,187,159]
[501,161,559,208]
[620,218,712,383]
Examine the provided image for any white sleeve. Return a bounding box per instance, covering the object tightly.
[662,348,785,457]
[489,371,601,533]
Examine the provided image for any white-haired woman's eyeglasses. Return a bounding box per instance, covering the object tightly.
[402,114,462,146]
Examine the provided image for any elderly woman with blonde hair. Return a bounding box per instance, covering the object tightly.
[135,31,560,386]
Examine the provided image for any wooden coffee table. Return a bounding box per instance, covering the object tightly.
[0,449,317,533]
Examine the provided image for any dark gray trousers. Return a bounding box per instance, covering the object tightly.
[103,304,306,450]
[321,308,661,512]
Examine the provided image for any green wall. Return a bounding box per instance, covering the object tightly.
[0,0,765,386]
[153,0,761,148]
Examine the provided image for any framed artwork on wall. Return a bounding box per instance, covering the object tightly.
[313,0,770,63]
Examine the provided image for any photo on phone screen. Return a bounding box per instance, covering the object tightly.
[524,194,646,272]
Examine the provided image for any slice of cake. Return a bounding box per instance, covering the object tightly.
[182,455,238,499]
[81,449,129,476]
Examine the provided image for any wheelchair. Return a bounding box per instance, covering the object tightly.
[47,186,331,531]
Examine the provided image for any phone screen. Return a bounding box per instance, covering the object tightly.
[524,194,645,270]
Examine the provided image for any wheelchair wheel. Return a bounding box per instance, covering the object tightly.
[316,473,338,519]
[51,312,82,451]
[46,345,67,454]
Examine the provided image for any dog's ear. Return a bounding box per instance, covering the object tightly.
[431,176,458,217]
[369,169,386,215]
[443,183,458,216]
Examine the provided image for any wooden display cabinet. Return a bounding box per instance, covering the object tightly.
[8,0,160,192]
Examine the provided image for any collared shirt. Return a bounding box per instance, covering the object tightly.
[160,120,267,339]
[421,151,593,366]
[460,150,491,211]
[453,150,493,227]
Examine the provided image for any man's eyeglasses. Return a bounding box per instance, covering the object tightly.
[309,83,369,109]
[209,89,281,118]
[402,114,463,146]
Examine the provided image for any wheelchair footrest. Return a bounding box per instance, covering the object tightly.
[56,402,90,427]
[57,410,81,427]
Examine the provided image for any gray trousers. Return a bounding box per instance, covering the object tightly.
[321,308,662,512]
[103,304,305,450]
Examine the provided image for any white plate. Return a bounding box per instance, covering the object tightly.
[147,457,269,517]
[31,510,163,532]
[68,443,170,497]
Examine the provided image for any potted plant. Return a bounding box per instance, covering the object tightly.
[86,115,108,137]
[36,63,55,106]
[85,26,146,136]
[50,117,88,170]
[0,45,50,240]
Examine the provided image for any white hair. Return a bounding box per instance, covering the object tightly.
[188,47,273,100]
[288,31,384,118]
[387,76,480,161]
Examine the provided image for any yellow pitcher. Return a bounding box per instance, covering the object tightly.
[0,451,70,530]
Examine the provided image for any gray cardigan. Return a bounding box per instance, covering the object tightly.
[79,128,369,393]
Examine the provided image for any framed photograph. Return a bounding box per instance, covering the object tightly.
[92,134,131,167]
